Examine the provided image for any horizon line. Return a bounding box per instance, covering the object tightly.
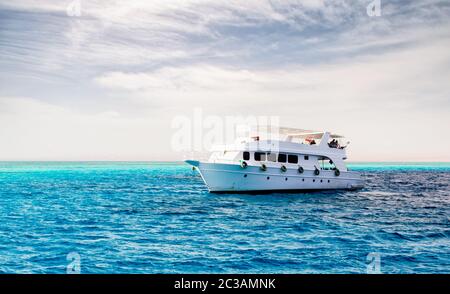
[0,160,449,164]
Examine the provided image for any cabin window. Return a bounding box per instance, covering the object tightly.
[267,153,276,162]
[304,155,309,160]
[243,151,250,161]
[288,154,298,164]
[254,152,266,161]
[278,153,287,163]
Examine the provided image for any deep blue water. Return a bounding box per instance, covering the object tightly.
[0,162,449,273]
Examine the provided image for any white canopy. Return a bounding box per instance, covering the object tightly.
[240,125,344,139]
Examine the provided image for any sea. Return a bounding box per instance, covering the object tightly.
[0,162,448,273]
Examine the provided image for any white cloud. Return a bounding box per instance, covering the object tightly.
[0,0,448,85]
[1,1,450,160]
[91,36,450,161]
[94,36,450,109]
[0,97,173,161]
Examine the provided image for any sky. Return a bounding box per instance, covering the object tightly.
[0,0,449,161]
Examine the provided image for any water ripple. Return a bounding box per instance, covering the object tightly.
[0,162,449,273]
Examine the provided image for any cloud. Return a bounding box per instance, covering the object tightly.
[0,97,173,160]
[94,35,450,111]
[2,0,450,74]
[1,1,450,160]
[90,36,450,161]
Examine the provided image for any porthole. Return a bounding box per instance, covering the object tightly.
[285,177,288,181]
[313,179,315,182]
[320,179,323,183]
[267,176,270,180]
[302,179,305,182]
[244,174,247,178]
[328,180,330,183]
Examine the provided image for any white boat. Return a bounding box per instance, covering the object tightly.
[185,126,364,193]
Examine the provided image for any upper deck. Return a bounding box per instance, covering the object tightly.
[208,126,350,170]
[214,126,348,154]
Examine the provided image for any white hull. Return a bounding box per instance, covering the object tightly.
[190,161,364,193]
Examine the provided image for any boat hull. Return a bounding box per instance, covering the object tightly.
[188,161,364,193]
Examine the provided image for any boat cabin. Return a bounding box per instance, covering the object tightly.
[208,127,350,171]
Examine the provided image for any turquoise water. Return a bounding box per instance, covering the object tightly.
[0,162,449,273]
